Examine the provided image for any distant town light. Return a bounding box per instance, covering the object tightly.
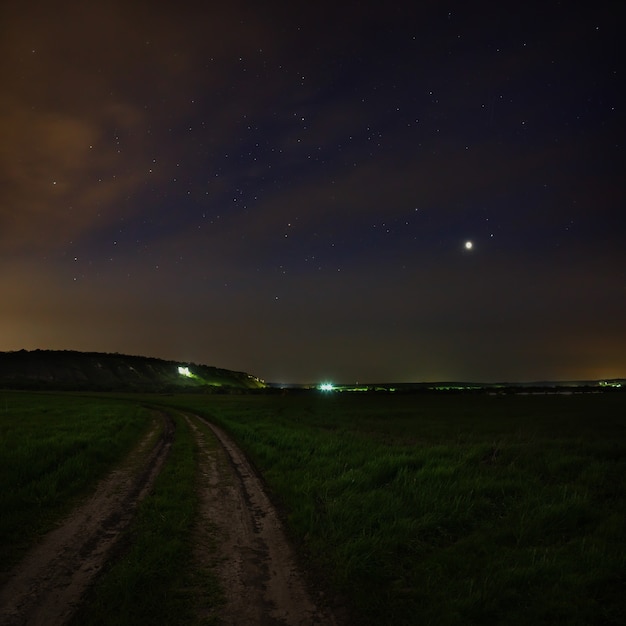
[178,366,192,377]
[599,380,621,388]
[319,382,334,391]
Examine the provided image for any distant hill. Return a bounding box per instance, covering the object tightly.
[0,350,266,392]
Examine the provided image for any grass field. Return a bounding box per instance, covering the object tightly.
[159,391,626,625]
[0,392,152,574]
[1,390,625,625]
[70,409,221,626]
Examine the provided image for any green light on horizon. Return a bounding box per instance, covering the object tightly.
[319,382,334,392]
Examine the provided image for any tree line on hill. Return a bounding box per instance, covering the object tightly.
[0,350,265,393]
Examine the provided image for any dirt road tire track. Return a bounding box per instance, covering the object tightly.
[188,413,340,626]
[0,410,175,626]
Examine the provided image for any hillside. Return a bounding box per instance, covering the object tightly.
[0,350,265,392]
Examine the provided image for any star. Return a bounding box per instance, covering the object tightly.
[464,241,473,250]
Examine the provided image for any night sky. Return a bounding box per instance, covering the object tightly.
[1,1,624,384]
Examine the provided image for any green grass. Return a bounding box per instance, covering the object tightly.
[72,410,221,626]
[155,392,626,626]
[3,390,624,625]
[0,391,151,572]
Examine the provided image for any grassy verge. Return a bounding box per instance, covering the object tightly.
[72,410,219,626]
[0,391,151,572]
[156,392,626,626]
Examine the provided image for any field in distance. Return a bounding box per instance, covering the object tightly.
[158,391,626,625]
[1,390,625,625]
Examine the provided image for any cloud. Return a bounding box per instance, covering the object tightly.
[0,1,277,255]
[0,99,147,251]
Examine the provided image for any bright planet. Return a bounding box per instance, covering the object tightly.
[0,0,623,384]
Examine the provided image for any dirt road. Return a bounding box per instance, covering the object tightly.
[187,413,340,625]
[0,409,340,625]
[0,411,174,626]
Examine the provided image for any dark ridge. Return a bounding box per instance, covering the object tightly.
[0,349,266,392]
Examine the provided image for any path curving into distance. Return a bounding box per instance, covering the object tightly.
[1,408,340,625]
[0,411,175,626]
[187,413,340,625]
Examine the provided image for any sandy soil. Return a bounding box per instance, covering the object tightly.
[0,411,174,626]
[188,414,341,625]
